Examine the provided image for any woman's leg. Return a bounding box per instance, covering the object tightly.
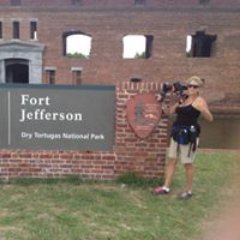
[155,138,178,193]
[163,158,178,188]
[154,158,177,194]
[164,138,179,188]
[184,163,194,192]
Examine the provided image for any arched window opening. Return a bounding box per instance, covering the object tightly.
[63,32,92,59]
[122,35,153,59]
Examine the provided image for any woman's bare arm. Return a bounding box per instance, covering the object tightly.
[192,97,214,122]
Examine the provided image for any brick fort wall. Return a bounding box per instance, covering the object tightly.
[0,1,240,106]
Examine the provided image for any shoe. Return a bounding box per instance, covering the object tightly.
[177,191,193,199]
[154,186,170,195]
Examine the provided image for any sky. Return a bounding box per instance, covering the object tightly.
[66,34,146,58]
[66,34,92,56]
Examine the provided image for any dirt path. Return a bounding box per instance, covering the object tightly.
[199,160,240,240]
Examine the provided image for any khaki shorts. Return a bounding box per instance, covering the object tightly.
[168,138,199,164]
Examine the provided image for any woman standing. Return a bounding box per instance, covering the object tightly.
[155,76,213,199]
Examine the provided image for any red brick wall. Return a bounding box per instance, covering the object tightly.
[0,82,168,180]
[43,7,239,105]
[114,82,168,178]
[1,0,240,7]
[0,4,240,105]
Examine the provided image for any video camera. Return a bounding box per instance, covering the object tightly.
[160,81,188,101]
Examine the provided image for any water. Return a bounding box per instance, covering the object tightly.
[199,114,240,150]
[168,114,240,150]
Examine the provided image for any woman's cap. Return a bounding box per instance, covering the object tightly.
[187,76,205,87]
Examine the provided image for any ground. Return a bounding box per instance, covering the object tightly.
[199,158,240,240]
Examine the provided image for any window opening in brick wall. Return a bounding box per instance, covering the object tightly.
[13,21,20,39]
[135,0,146,5]
[145,35,154,58]
[45,68,56,84]
[72,0,82,5]
[122,35,153,59]
[30,21,38,40]
[0,22,2,39]
[63,32,92,59]
[130,77,142,83]
[71,67,82,84]
[186,31,217,57]
[199,0,210,4]
[11,0,21,6]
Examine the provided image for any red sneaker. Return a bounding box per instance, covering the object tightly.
[154,186,170,194]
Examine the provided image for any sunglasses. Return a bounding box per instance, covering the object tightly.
[187,84,199,89]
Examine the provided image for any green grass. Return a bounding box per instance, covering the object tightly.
[0,151,239,240]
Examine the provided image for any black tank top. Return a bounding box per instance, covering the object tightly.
[174,104,200,126]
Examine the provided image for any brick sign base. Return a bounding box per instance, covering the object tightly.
[0,82,168,180]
